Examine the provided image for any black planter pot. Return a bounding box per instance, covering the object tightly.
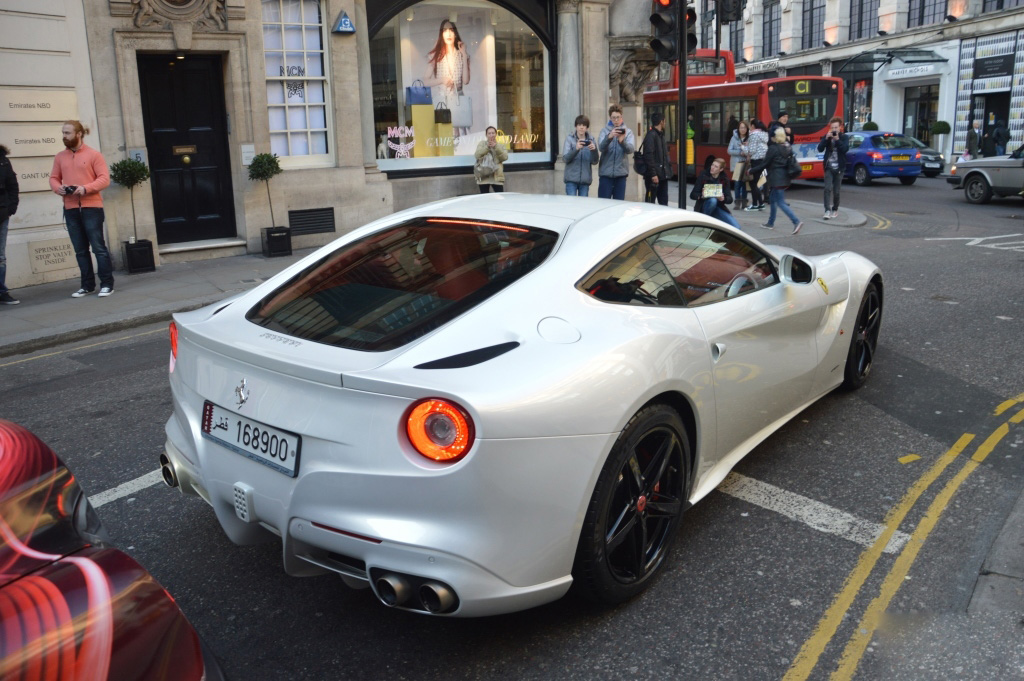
[123,239,156,273]
[261,226,292,257]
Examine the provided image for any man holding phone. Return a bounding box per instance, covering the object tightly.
[597,104,635,200]
[817,116,848,220]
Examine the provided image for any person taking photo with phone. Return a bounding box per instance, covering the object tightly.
[597,104,635,200]
[817,116,849,220]
[563,115,599,196]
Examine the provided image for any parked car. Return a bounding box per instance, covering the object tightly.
[0,420,225,681]
[908,136,944,177]
[162,195,883,617]
[845,131,922,185]
[946,144,1024,203]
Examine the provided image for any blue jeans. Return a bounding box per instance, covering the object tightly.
[0,217,8,293]
[65,207,114,290]
[598,175,627,200]
[996,145,1006,156]
[565,181,590,196]
[766,188,799,227]
[700,200,742,230]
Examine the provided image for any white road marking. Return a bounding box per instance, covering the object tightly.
[89,469,163,508]
[88,469,910,554]
[718,472,911,554]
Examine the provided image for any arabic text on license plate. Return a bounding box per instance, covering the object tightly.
[892,155,910,161]
[801,164,813,171]
[201,401,301,477]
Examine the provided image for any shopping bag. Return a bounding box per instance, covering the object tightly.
[732,161,746,182]
[434,102,451,124]
[435,121,454,156]
[405,79,432,105]
[410,104,437,158]
[451,95,473,127]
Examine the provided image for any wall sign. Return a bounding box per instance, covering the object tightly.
[332,10,355,34]
[0,89,78,122]
[747,59,780,73]
[12,157,54,193]
[0,124,65,158]
[973,55,1014,79]
[887,64,936,80]
[28,237,77,275]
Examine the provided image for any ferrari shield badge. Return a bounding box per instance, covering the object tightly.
[817,277,829,295]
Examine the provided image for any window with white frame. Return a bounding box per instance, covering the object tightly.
[262,0,331,163]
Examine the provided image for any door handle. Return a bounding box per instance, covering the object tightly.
[711,343,726,362]
[181,154,191,165]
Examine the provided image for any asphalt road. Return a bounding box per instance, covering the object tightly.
[2,175,1022,680]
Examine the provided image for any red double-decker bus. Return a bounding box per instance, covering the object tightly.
[643,74,843,180]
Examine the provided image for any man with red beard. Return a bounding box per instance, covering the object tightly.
[49,120,113,297]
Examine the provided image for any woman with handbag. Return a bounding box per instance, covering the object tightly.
[475,126,508,193]
[425,20,471,140]
[727,120,751,210]
[750,128,803,234]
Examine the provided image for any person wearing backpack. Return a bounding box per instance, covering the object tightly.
[641,112,670,205]
[750,127,803,234]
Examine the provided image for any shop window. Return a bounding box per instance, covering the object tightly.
[762,1,781,58]
[849,0,879,40]
[262,0,332,166]
[801,0,825,50]
[371,3,550,172]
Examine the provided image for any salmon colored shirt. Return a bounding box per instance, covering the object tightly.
[49,143,110,209]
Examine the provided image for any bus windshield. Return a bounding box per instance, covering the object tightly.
[767,79,840,135]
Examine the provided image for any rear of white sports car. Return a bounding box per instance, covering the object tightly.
[162,207,632,617]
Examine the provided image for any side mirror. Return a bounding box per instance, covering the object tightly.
[779,254,816,284]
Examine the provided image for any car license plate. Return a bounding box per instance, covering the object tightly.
[892,155,910,161]
[801,164,813,171]
[925,162,940,167]
[201,401,301,477]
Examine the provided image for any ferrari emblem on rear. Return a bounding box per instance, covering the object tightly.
[234,379,249,409]
[817,277,829,294]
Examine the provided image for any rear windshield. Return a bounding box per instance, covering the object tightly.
[871,135,915,150]
[247,218,558,351]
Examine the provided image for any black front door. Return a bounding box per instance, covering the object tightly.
[139,54,235,244]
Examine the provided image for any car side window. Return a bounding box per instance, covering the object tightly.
[581,239,683,306]
[648,226,777,307]
[848,134,863,149]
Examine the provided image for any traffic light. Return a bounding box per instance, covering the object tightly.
[685,4,698,54]
[649,0,679,63]
[719,0,742,23]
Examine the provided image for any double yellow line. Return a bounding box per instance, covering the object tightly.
[866,212,892,231]
[784,394,1024,681]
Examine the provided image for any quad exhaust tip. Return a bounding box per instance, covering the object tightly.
[375,574,411,607]
[419,582,455,613]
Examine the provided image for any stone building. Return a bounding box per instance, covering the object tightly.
[1,0,665,289]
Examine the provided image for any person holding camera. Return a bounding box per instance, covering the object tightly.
[817,116,849,220]
[642,112,670,205]
[597,104,635,200]
[563,115,599,196]
[49,120,113,298]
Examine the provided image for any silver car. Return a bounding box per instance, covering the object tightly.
[946,145,1024,203]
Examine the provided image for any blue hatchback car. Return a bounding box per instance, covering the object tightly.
[844,131,922,186]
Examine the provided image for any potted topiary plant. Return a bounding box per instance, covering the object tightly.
[109,157,155,273]
[931,120,951,159]
[862,121,879,131]
[248,153,291,256]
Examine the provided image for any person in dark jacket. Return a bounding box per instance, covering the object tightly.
[642,112,670,205]
[992,119,1010,156]
[689,157,741,229]
[751,128,803,234]
[966,120,981,159]
[817,116,849,220]
[981,127,997,158]
[563,114,599,196]
[768,111,794,146]
[0,145,20,305]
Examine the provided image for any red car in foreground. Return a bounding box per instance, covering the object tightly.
[0,420,224,681]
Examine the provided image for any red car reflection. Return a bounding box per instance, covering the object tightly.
[0,420,224,681]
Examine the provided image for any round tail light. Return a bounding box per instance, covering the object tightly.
[406,399,474,462]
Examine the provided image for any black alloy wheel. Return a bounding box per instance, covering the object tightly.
[843,282,882,390]
[573,404,689,605]
[964,175,993,204]
[854,164,871,186]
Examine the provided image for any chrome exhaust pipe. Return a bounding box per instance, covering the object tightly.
[375,574,411,607]
[419,582,455,613]
[159,453,179,488]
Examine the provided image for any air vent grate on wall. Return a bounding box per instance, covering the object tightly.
[288,207,336,236]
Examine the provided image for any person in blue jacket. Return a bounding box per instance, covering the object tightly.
[597,104,635,200]
[563,115,599,196]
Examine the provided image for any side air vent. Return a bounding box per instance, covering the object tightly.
[288,207,336,236]
[414,342,520,369]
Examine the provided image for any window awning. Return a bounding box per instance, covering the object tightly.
[837,49,948,73]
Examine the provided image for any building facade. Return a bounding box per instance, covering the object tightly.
[725,0,1024,160]
[1,0,664,289]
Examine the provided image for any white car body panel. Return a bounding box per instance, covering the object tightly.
[163,195,882,616]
